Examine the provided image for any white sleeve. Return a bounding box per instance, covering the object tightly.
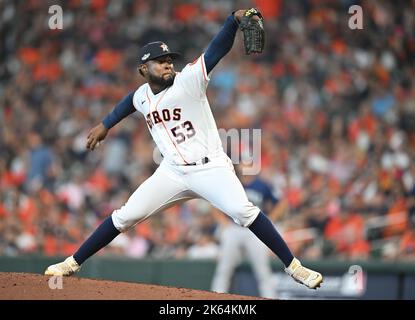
[132,87,145,114]
[177,54,210,99]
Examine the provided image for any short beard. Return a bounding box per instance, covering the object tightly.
[149,72,175,88]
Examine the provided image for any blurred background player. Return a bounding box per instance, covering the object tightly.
[211,162,288,298]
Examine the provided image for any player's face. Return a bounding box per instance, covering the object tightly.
[146,56,176,87]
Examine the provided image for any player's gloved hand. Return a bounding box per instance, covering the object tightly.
[235,8,265,55]
[86,123,108,150]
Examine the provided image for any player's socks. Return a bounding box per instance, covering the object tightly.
[248,211,294,267]
[73,216,120,265]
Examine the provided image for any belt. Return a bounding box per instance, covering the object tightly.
[183,157,210,166]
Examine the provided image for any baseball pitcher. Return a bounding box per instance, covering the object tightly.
[45,8,323,290]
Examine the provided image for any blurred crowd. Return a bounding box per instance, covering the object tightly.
[1,0,415,261]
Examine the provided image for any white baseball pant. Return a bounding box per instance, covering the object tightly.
[111,154,260,232]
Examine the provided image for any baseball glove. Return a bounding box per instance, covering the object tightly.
[239,8,265,55]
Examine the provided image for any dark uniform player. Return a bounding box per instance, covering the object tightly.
[211,164,288,298]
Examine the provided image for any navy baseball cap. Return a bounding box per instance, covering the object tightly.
[138,41,181,64]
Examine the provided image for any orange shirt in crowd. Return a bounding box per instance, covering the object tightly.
[348,239,371,259]
[33,62,62,82]
[254,0,281,19]
[399,229,415,256]
[324,212,370,257]
[94,49,122,73]
[44,235,58,256]
[384,197,408,237]
[18,47,41,66]
[173,3,199,22]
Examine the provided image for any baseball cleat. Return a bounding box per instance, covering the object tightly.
[285,258,323,289]
[44,256,81,276]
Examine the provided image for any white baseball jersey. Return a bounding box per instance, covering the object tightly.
[132,54,223,165]
[111,54,260,237]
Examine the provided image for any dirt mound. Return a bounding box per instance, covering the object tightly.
[0,272,262,300]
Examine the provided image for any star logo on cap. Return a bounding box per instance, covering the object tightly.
[160,43,169,52]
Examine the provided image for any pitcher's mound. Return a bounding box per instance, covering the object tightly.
[0,272,263,300]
